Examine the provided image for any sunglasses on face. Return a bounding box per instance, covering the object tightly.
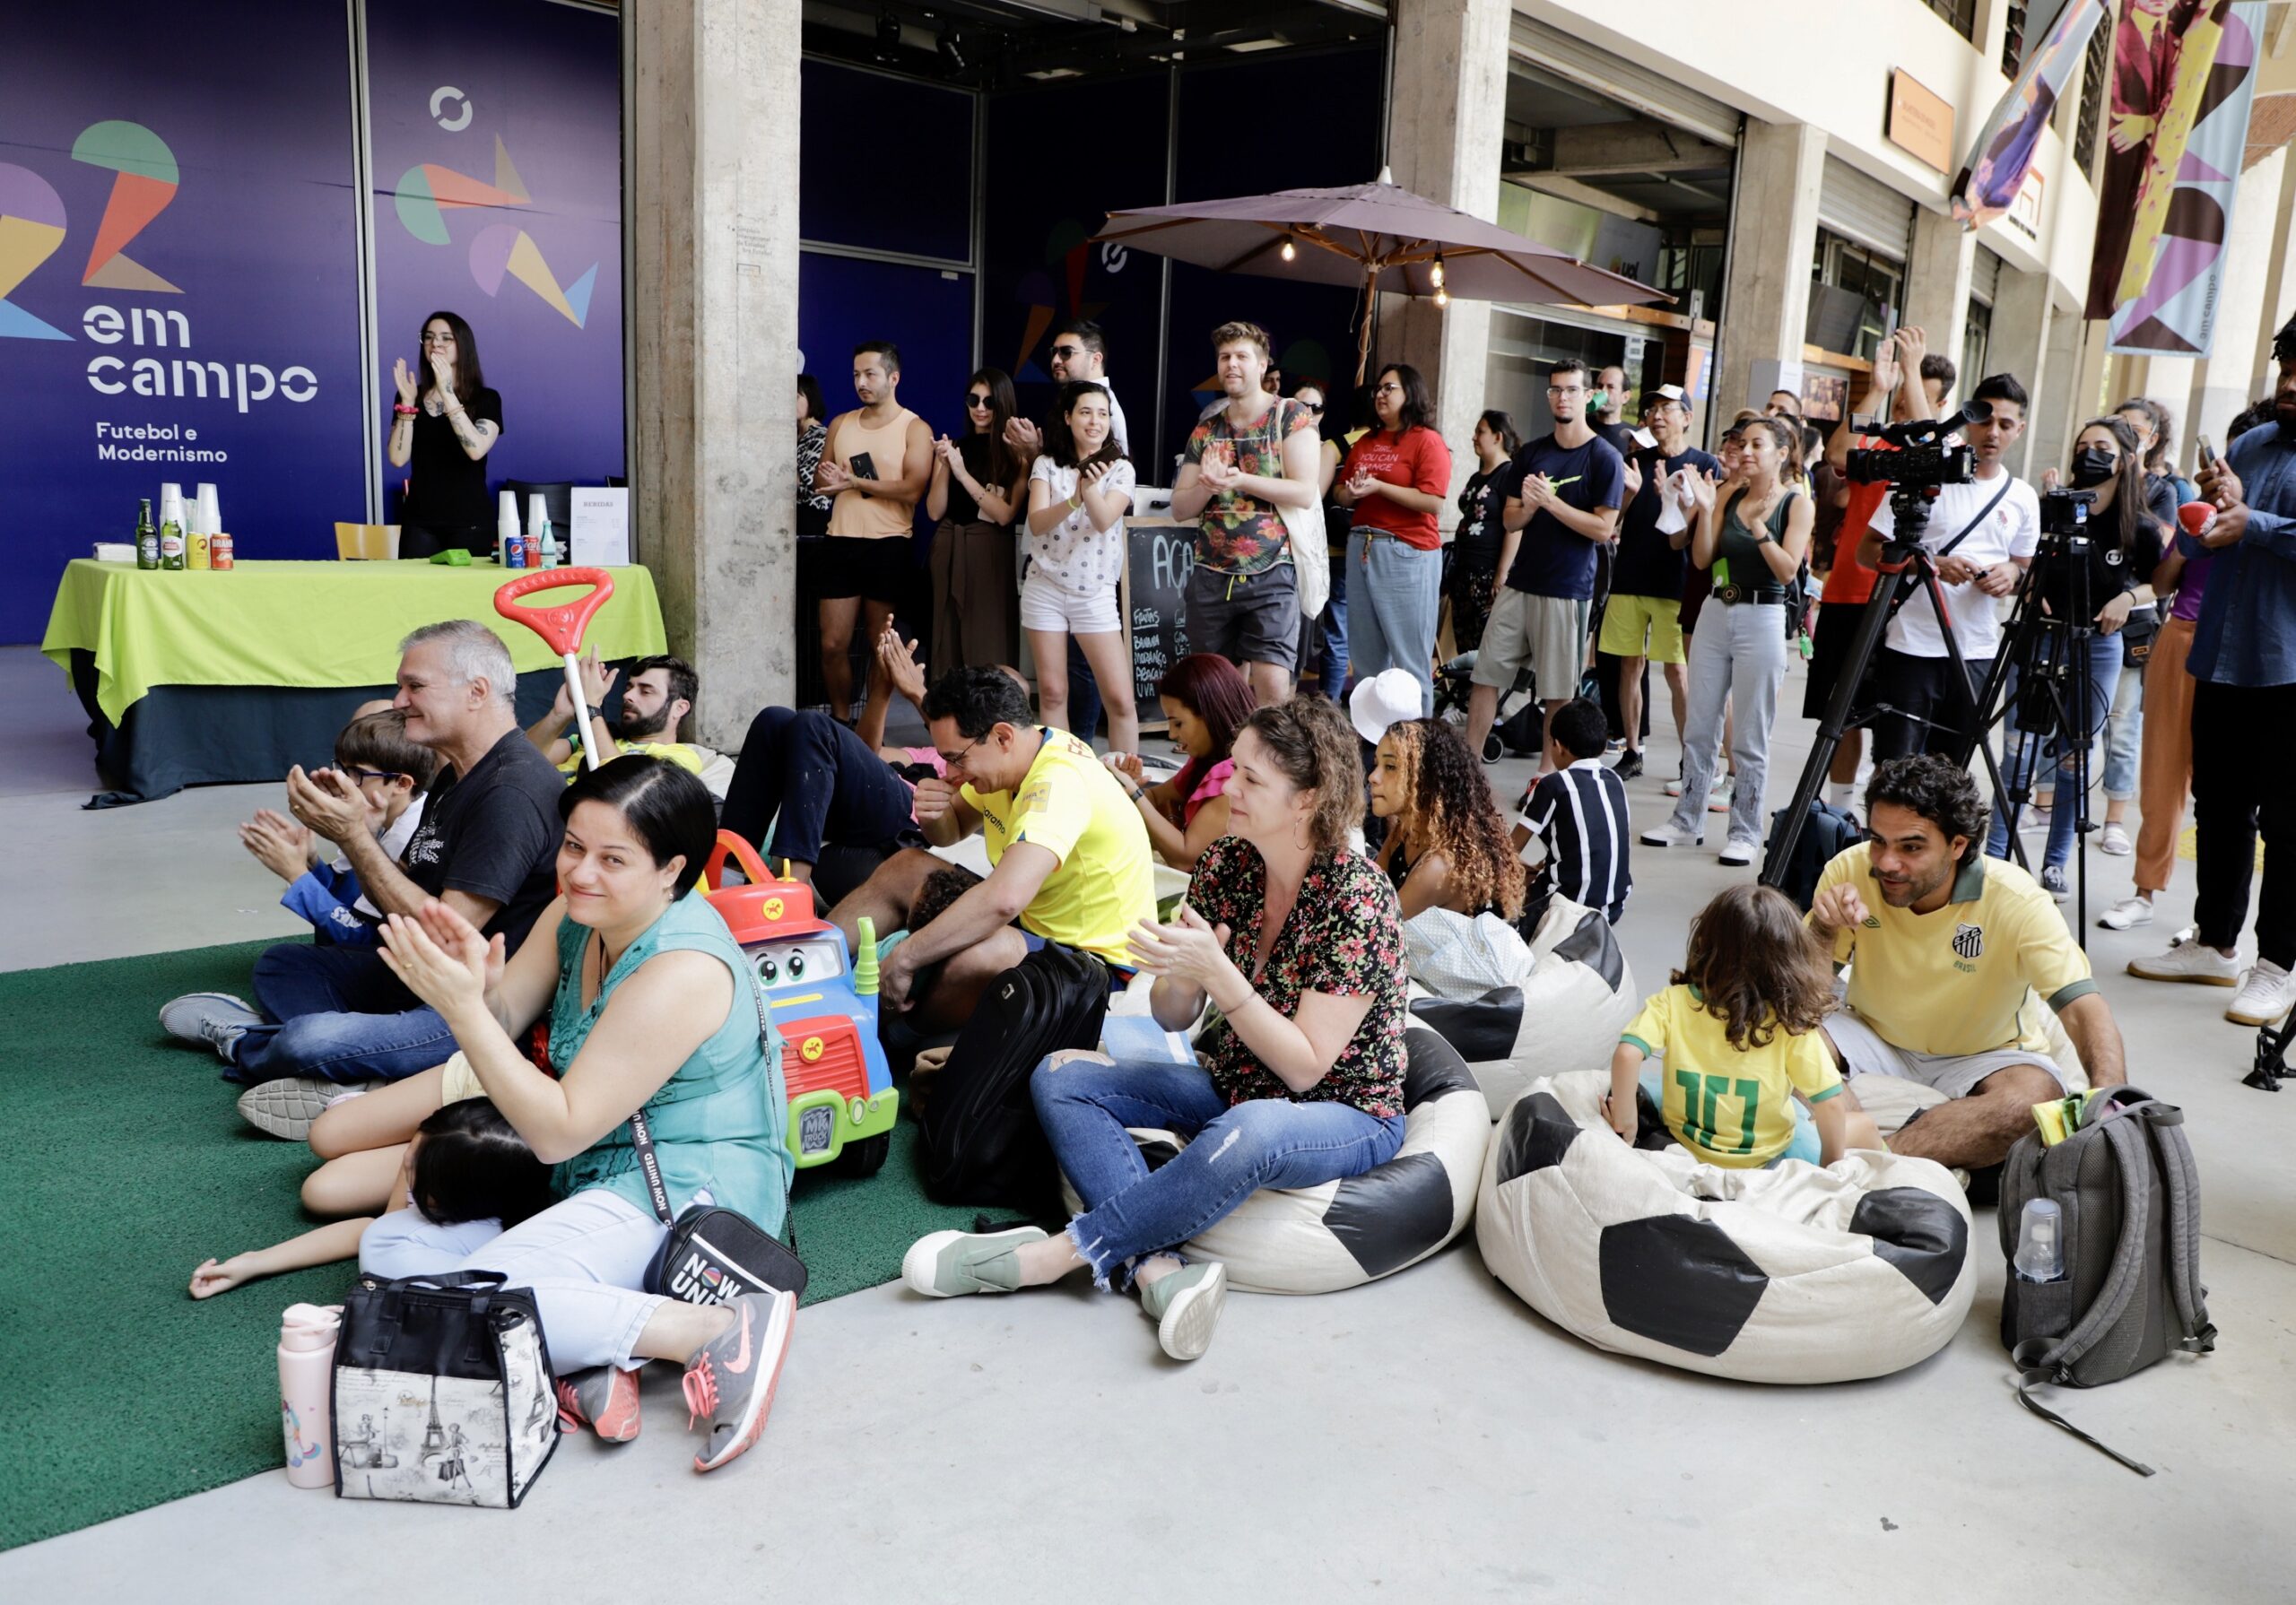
[967,392,994,407]
[1050,344,1085,360]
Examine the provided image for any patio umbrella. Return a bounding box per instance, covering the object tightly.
[1092,168,1672,383]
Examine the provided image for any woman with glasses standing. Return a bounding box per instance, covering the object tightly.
[387,311,503,559]
[926,368,1025,674]
[1332,364,1454,716]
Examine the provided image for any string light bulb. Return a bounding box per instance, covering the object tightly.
[1280,234,1298,263]
[1433,284,1449,308]
[1430,254,1447,290]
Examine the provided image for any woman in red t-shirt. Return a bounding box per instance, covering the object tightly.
[1332,363,1454,716]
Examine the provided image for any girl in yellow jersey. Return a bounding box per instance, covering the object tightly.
[1605,884,1881,1167]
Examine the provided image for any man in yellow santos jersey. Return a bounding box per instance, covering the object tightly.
[1807,755,2127,1170]
[827,667,1156,1035]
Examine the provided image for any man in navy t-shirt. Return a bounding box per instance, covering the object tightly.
[1596,386,1718,779]
[1466,359,1626,769]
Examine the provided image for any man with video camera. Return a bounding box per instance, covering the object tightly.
[1854,374,2041,761]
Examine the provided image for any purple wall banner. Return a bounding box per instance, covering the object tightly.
[367,0,624,513]
[0,0,366,643]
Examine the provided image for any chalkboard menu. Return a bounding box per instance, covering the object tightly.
[1121,516,1195,732]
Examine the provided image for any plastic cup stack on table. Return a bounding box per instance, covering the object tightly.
[497,487,520,566]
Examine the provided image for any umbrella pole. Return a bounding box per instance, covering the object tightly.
[1354,265,1377,386]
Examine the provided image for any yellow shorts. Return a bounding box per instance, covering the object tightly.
[1597,593,1685,664]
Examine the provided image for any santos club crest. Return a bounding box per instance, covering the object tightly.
[1952,923,1985,960]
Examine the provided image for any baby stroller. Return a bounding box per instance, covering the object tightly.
[1432,650,1597,764]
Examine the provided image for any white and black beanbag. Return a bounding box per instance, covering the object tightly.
[1409,898,1639,1120]
[1475,1071,1975,1384]
[1058,1026,1492,1295]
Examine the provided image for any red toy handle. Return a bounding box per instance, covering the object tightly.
[493,567,616,656]
[702,830,775,891]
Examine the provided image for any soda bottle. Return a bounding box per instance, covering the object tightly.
[538,514,559,568]
[159,514,186,570]
[135,499,159,569]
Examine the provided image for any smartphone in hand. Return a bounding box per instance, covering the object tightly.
[2194,434,2216,470]
[849,450,879,481]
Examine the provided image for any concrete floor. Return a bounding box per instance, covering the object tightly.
[3,641,2291,1602]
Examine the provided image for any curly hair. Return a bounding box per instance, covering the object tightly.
[1672,884,1834,1052]
[1239,695,1363,854]
[1378,718,1524,919]
[1865,754,1987,864]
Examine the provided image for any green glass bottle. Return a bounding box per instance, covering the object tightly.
[159,513,186,570]
[135,499,159,569]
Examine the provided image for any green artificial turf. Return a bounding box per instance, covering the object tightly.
[0,939,982,1552]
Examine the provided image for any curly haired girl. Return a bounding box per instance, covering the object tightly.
[1368,716,1525,921]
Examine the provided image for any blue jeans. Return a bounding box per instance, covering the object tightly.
[361,1188,670,1374]
[1318,550,1351,696]
[1032,1055,1405,1287]
[230,941,456,1086]
[2102,662,2142,801]
[1345,534,1439,716]
[1987,629,2123,872]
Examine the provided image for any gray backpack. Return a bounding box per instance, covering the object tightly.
[1998,1087,2215,1475]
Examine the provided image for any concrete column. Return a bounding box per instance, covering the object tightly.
[1987,264,2055,478]
[2030,306,2092,482]
[1384,0,1510,493]
[626,0,799,748]
[1900,207,1975,386]
[1713,119,1825,429]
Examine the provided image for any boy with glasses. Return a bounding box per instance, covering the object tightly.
[1466,360,1627,768]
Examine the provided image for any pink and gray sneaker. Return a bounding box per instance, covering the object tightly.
[555,1365,645,1443]
[682,1288,796,1472]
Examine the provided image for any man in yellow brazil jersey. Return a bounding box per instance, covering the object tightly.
[828,667,1156,1034]
[1807,754,2126,1171]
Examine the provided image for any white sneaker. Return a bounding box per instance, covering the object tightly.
[1663,774,1685,798]
[1707,775,1735,813]
[2097,897,2154,931]
[2126,942,2241,986]
[1718,836,1761,867]
[2099,822,2133,856]
[2227,960,2293,1027]
[1639,820,1704,848]
[2019,806,2052,835]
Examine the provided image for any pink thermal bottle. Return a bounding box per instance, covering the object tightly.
[278,1303,342,1488]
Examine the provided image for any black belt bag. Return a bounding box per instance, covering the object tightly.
[1712,584,1787,605]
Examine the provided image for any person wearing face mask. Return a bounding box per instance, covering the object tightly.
[2088,397,2186,856]
[1983,419,2166,898]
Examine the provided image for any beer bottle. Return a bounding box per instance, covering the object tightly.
[135,499,159,569]
[160,513,187,570]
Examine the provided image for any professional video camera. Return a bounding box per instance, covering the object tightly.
[1842,399,1991,491]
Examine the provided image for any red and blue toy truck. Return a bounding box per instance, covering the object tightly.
[702,833,897,1176]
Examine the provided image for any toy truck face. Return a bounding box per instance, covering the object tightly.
[745,934,848,992]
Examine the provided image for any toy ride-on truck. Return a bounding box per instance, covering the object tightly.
[702,833,897,1176]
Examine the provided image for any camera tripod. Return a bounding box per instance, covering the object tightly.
[1763,479,2031,891]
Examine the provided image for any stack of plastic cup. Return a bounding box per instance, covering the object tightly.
[497,488,520,564]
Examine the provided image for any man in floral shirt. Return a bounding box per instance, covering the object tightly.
[1170,321,1325,705]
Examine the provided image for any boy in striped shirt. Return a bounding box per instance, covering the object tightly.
[1511,698,1632,926]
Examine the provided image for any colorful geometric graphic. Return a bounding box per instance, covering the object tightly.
[391,134,593,327]
[0,162,73,341]
[72,120,181,293]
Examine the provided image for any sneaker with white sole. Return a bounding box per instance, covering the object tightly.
[235,1078,374,1141]
[1718,836,1761,867]
[900,1226,1048,1297]
[2127,941,2241,985]
[2099,822,2133,856]
[1139,1261,1227,1361]
[1639,820,1704,848]
[2227,960,2293,1027]
[1707,776,1735,813]
[682,1287,796,1473]
[2097,897,2154,931]
[2040,864,2070,901]
[159,993,261,1061]
[1663,773,1685,798]
[556,1365,644,1443]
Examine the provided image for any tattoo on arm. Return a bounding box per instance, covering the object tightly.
[448,411,484,450]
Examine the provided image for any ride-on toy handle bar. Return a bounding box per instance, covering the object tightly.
[493,568,617,771]
[701,829,775,892]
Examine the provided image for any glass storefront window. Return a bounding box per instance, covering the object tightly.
[1806,227,1904,361]
[1921,0,1977,39]
[1486,308,1655,438]
[1962,299,1992,395]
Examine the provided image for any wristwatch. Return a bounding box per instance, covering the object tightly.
[586,704,604,721]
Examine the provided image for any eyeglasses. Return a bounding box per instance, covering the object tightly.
[346,768,407,785]
[1374,383,1402,395]
[1050,344,1085,360]
[1301,403,1325,414]
[421,332,456,345]
[936,734,988,774]
[1546,385,1584,397]
[966,392,994,407]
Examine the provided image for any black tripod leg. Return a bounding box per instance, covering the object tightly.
[1928,569,2031,872]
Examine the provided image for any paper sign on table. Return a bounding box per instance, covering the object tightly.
[570,488,630,566]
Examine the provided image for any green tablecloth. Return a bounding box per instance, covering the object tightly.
[42,560,670,725]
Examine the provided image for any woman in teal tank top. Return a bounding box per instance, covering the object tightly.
[361,756,796,1474]
[1647,415,1815,864]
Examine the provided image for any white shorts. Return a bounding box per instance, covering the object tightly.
[1822,1006,2073,1102]
[1021,572,1119,636]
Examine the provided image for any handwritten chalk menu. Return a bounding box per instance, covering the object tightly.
[1121,516,1195,733]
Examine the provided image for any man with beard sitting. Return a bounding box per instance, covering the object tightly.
[526,651,712,783]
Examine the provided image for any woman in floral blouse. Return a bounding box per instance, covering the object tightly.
[901,695,1408,1361]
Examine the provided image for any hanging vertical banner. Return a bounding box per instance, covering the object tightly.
[1954,0,2109,230]
[0,0,365,643]
[2086,0,2232,317]
[2109,3,2266,354]
[367,0,624,516]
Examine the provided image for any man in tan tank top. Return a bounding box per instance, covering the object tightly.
[814,341,934,723]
